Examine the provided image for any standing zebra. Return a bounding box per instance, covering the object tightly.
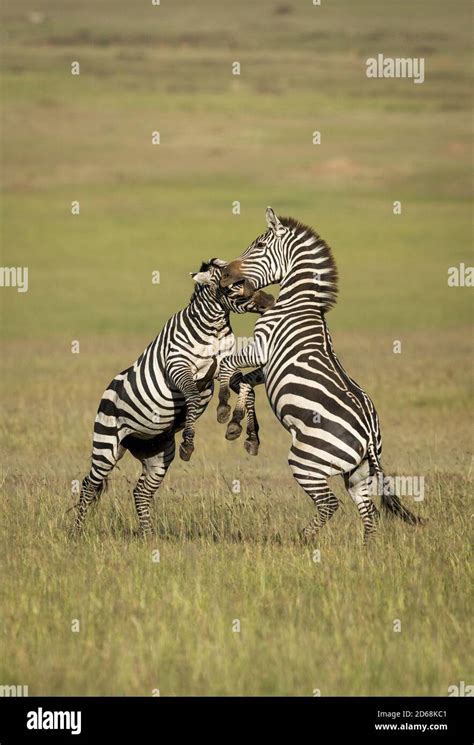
[72,259,274,537]
[217,208,422,541]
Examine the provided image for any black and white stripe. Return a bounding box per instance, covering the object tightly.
[72,259,273,536]
[218,208,421,541]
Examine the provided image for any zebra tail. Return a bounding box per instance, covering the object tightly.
[367,444,423,525]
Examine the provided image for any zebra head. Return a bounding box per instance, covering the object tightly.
[219,208,286,297]
[220,207,338,311]
[191,258,274,315]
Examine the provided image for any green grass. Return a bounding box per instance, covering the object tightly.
[0,0,472,696]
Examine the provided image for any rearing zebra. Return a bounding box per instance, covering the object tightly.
[217,208,422,541]
[72,259,274,537]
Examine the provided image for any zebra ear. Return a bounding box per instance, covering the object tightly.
[190,270,212,285]
[209,257,227,268]
[266,206,285,236]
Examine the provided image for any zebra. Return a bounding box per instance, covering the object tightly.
[217,208,422,542]
[72,258,274,537]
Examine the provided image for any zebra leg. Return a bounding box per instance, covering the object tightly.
[227,371,245,438]
[227,369,264,455]
[226,381,251,440]
[243,386,260,456]
[217,371,233,424]
[289,456,339,540]
[133,437,175,536]
[217,341,268,424]
[289,460,339,541]
[226,384,262,456]
[71,439,126,537]
[70,475,102,537]
[344,459,380,543]
[168,363,201,461]
[242,368,264,455]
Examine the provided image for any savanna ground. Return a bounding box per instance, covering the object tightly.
[0,0,472,696]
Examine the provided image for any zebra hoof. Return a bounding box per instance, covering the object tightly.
[244,439,259,456]
[363,530,377,546]
[179,441,194,461]
[226,421,243,440]
[217,404,231,424]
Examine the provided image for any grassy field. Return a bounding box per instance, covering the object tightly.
[0,0,472,696]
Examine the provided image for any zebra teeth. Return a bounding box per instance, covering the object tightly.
[227,280,245,296]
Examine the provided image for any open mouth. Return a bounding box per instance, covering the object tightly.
[226,279,247,296]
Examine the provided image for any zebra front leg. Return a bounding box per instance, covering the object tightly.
[243,386,260,455]
[226,369,252,440]
[226,386,262,456]
[168,362,201,461]
[133,438,175,536]
[217,364,233,423]
[226,383,264,457]
[226,370,261,454]
[239,367,265,455]
[179,387,201,461]
[227,370,245,438]
[217,340,267,424]
[227,368,264,447]
[225,380,253,439]
[232,368,265,454]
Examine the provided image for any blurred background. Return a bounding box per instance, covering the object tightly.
[1,0,471,340]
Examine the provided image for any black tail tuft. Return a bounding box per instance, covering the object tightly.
[367,445,424,526]
[380,489,424,525]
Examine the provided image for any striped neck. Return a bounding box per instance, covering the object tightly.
[187,288,229,328]
[277,225,338,311]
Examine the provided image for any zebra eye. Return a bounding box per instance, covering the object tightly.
[256,240,266,248]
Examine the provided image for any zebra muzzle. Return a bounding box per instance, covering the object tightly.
[226,278,256,298]
[250,290,275,313]
[220,262,256,297]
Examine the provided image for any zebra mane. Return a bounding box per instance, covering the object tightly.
[279,215,338,312]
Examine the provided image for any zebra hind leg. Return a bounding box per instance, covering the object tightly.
[70,475,103,537]
[133,438,176,537]
[344,459,380,543]
[289,458,339,541]
[70,429,125,537]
